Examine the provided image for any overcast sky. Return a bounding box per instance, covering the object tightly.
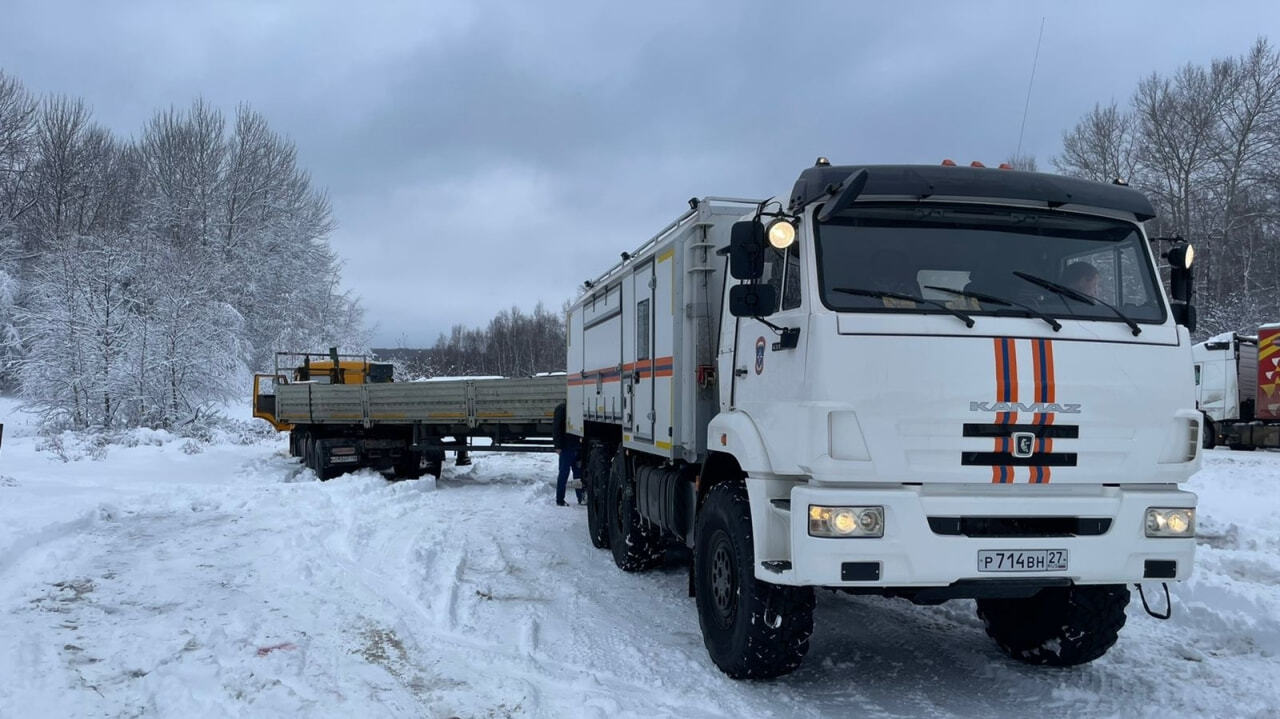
[3,1,1279,347]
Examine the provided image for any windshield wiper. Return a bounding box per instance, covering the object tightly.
[1012,271,1141,336]
[832,287,975,328]
[924,285,1061,332]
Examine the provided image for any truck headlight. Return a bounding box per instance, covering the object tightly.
[809,505,884,538]
[1145,507,1195,537]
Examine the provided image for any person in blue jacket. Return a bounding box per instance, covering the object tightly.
[552,402,583,506]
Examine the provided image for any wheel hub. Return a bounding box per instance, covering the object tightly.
[709,532,737,624]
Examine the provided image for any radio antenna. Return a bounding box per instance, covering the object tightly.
[1015,17,1046,162]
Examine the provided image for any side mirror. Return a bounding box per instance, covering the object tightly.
[1171,302,1197,333]
[729,221,765,280]
[729,283,777,318]
[1167,242,1195,331]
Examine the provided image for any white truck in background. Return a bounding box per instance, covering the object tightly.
[567,159,1202,679]
[1194,324,1280,450]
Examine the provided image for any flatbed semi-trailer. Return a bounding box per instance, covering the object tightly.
[254,354,564,479]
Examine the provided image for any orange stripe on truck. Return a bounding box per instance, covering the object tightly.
[991,338,1018,484]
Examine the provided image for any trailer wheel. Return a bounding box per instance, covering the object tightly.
[425,450,445,479]
[394,455,425,480]
[976,584,1129,666]
[694,481,814,679]
[606,449,662,571]
[584,442,612,549]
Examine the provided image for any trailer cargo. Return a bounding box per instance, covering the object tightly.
[568,160,1202,678]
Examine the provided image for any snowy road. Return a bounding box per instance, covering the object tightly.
[1,409,1278,717]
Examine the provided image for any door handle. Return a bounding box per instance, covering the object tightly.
[734,368,748,378]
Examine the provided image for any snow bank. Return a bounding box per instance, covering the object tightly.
[1,417,1278,717]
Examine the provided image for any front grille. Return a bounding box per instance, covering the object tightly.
[928,516,1111,538]
[963,423,1079,438]
[961,451,1077,467]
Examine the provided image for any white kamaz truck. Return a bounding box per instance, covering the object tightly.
[566,160,1201,679]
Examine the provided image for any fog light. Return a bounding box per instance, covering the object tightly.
[1145,507,1195,537]
[809,505,884,538]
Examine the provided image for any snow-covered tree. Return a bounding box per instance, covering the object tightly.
[0,75,365,432]
[1055,37,1280,339]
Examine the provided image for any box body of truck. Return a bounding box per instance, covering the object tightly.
[569,163,1201,678]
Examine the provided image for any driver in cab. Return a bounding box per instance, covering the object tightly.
[1061,262,1101,298]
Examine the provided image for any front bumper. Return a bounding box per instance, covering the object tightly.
[752,479,1196,588]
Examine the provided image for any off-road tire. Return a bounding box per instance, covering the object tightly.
[584,442,612,549]
[976,584,1130,666]
[694,481,814,679]
[606,449,663,572]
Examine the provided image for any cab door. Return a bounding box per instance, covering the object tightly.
[252,374,292,431]
[729,241,808,414]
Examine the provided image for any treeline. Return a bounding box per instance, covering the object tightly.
[0,71,364,430]
[1054,37,1280,337]
[383,303,566,379]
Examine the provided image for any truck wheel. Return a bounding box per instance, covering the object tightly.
[303,438,318,475]
[584,442,612,549]
[606,449,662,571]
[307,440,343,481]
[695,481,814,679]
[976,584,1129,666]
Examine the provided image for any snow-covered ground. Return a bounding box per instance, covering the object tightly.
[1,398,1278,718]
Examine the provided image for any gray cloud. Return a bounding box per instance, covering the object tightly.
[4,0,1278,347]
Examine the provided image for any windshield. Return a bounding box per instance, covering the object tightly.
[814,204,1167,325]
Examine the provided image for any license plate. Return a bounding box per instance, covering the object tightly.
[977,549,1067,572]
[330,455,360,464]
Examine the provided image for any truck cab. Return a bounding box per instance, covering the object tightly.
[719,163,1199,586]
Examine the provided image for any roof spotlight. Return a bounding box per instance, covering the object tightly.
[1167,244,1195,270]
[766,218,797,249]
